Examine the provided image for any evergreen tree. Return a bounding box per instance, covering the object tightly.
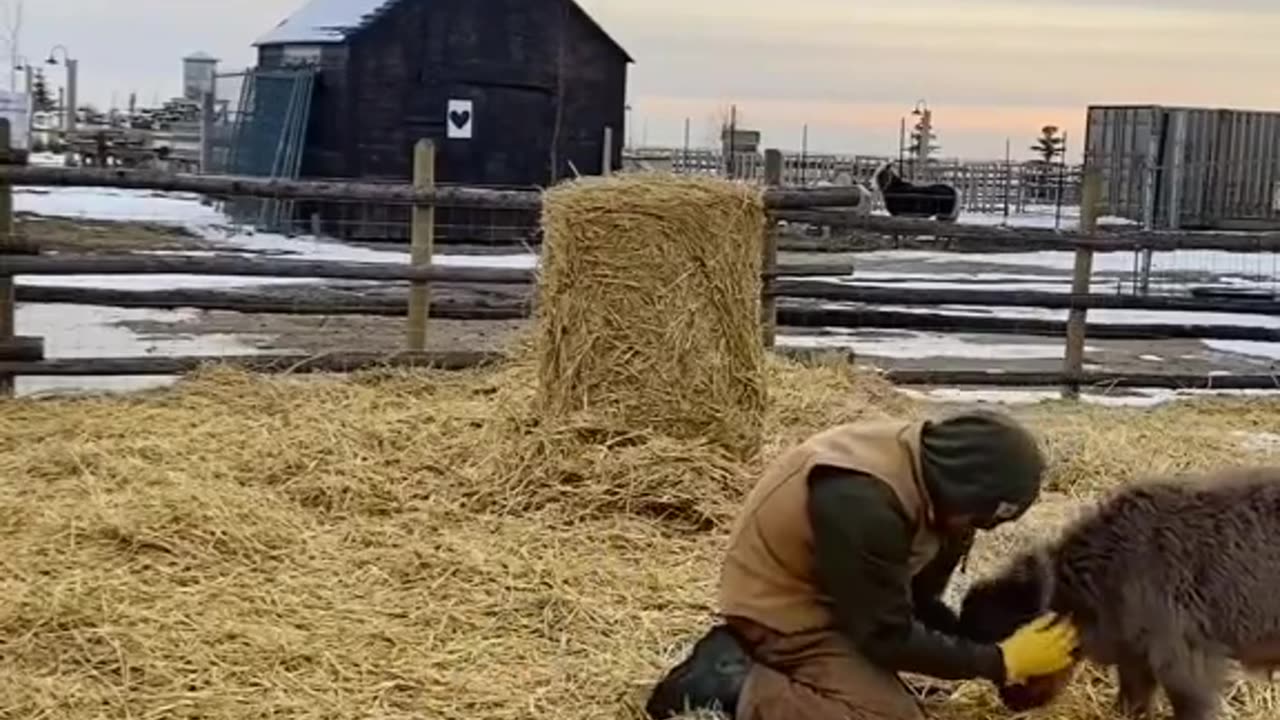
[31,68,54,112]
[1031,125,1066,164]
[909,112,940,161]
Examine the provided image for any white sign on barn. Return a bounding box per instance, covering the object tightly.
[447,99,473,140]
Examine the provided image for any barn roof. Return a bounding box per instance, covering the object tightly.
[254,0,396,46]
[254,0,633,61]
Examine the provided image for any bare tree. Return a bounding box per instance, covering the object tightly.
[703,103,745,148]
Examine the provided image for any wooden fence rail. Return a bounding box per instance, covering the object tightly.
[774,210,1280,253]
[3,353,1277,392]
[0,164,871,210]
[13,264,1280,317]
[0,255,849,283]
[12,280,1280,343]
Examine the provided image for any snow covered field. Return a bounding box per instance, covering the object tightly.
[10,160,1280,405]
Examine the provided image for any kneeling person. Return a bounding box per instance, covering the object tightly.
[645,410,1078,720]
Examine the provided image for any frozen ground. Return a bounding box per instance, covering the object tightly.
[10,167,1280,405]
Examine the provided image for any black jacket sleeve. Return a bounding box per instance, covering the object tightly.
[806,466,1006,683]
[910,527,975,635]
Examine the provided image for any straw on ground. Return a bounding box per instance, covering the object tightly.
[1,355,1279,719]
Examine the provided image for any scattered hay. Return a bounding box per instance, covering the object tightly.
[1021,397,1280,494]
[1,359,1280,719]
[536,173,768,460]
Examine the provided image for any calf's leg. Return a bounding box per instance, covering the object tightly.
[1164,684,1220,720]
[1157,658,1226,720]
[1114,655,1157,719]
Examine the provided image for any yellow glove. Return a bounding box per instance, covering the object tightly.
[997,613,1080,685]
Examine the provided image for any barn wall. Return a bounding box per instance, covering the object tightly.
[555,4,628,180]
[256,0,629,239]
[342,0,627,187]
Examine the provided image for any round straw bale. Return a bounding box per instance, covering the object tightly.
[535,173,768,460]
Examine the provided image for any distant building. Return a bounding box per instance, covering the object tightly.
[183,52,220,101]
[240,0,631,242]
[1086,104,1280,231]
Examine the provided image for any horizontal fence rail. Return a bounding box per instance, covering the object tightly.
[0,255,849,283]
[774,210,1280,253]
[3,353,1276,392]
[0,165,871,210]
[17,280,1280,319]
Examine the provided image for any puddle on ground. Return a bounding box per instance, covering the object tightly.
[13,303,267,398]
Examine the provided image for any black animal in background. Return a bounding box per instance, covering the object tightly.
[957,467,1280,720]
[871,160,961,222]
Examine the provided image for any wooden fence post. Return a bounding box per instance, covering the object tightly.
[602,126,613,176]
[0,119,14,395]
[762,149,783,349]
[1061,168,1102,399]
[407,139,436,351]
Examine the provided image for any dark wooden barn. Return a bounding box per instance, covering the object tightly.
[250,0,632,241]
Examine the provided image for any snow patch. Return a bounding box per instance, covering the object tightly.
[779,331,1087,360]
[13,303,269,398]
[1233,431,1280,455]
[255,0,396,45]
[901,386,1280,408]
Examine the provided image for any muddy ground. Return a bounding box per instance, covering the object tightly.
[16,214,224,254]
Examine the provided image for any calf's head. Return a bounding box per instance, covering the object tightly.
[959,550,1077,712]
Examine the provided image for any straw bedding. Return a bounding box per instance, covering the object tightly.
[1,357,1280,719]
[536,173,768,460]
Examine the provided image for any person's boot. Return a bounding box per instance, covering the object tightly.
[645,624,752,719]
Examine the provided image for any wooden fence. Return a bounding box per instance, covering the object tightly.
[4,126,1280,398]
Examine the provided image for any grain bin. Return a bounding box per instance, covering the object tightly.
[1084,104,1280,230]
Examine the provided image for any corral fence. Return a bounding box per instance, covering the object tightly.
[629,147,1083,217]
[4,125,1280,398]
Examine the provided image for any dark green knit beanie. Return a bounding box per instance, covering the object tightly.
[919,408,1045,529]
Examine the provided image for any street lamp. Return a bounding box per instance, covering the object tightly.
[47,45,77,165]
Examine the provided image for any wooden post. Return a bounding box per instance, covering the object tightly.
[199,91,215,174]
[1062,168,1102,399]
[406,139,436,351]
[762,149,783,349]
[602,126,613,176]
[0,119,14,396]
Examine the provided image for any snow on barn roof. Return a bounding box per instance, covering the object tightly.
[255,0,632,60]
[254,0,396,46]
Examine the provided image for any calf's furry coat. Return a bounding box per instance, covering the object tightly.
[958,467,1280,720]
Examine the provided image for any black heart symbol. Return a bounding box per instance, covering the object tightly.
[449,110,471,129]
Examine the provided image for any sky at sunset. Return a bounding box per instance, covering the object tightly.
[14,0,1280,160]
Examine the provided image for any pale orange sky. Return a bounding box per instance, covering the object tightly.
[21,0,1280,160]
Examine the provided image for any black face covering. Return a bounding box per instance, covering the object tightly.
[918,409,1045,529]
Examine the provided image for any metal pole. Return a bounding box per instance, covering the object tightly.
[64,58,78,166]
[1003,137,1011,223]
[728,104,737,179]
[199,91,214,174]
[898,117,905,168]
[683,116,690,173]
[23,66,33,138]
[1054,131,1068,230]
[801,124,808,186]
[601,126,613,176]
